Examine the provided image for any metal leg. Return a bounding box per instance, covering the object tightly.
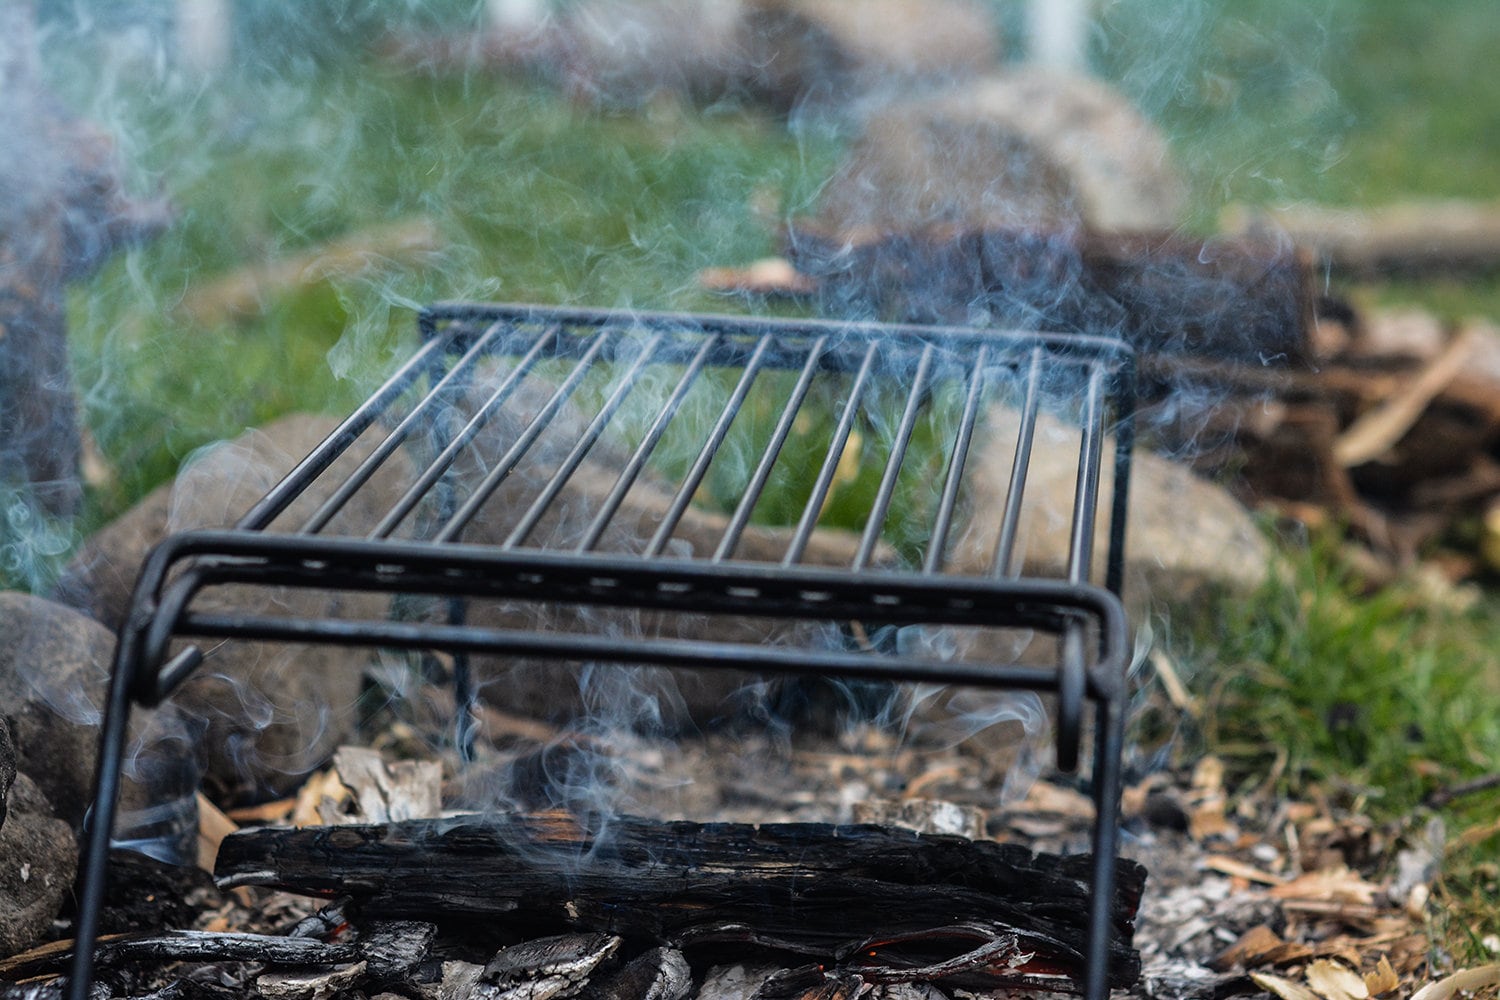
[67,637,141,1000]
[1085,695,1127,1000]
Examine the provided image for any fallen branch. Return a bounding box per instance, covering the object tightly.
[1333,329,1477,467]
[1224,200,1500,277]
[1423,772,1500,810]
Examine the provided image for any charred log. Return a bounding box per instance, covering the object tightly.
[215,812,1145,991]
[786,224,1312,366]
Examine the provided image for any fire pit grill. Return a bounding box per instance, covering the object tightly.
[70,302,1137,1000]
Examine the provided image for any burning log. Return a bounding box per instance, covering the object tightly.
[215,812,1146,992]
[786,224,1313,365]
[0,6,171,518]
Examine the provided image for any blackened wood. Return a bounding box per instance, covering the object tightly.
[359,920,438,980]
[786,224,1312,367]
[215,812,1145,989]
[0,931,356,981]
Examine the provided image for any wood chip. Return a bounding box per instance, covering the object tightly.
[1251,971,1324,1000]
[1212,924,1285,971]
[227,797,297,824]
[697,258,817,296]
[329,746,442,824]
[1304,959,1369,1000]
[1148,648,1201,718]
[1203,854,1285,885]
[258,961,367,1000]
[197,792,239,872]
[1271,867,1380,905]
[1410,965,1500,1000]
[1363,956,1399,997]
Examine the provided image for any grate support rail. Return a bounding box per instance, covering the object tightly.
[69,302,1137,1000]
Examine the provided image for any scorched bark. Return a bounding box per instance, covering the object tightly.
[214,812,1145,990]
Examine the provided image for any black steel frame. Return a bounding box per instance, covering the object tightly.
[67,302,1137,1000]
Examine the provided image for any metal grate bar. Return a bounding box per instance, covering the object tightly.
[297,321,513,535]
[783,340,880,568]
[922,345,990,575]
[433,331,614,543]
[853,344,935,572]
[235,332,450,532]
[645,336,774,558]
[68,303,1138,1000]
[369,324,562,539]
[502,333,667,549]
[1068,366,1108,584]
[578,333,720,554]
[991,347,1045,577]
[712,335,829,563]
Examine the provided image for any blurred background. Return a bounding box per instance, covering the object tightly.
[6,0,1492,549]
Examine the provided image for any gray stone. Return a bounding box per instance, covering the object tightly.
[949,405,1273,612]
[0,717,14,831]
[56,413,415,799]
[811,68,1186,238]
[0,591,194,831]
[0,771,77,956]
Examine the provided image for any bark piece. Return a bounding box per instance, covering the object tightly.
[215,812,1145,990]
[586,947,692,1000]
[257,962,368,1000]
[360,920,439,980]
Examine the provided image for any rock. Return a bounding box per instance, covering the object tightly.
[56,413,416,801]
[738,0,1001,110]
[950,405,1272,612]
[0,771,77,956]
[0,591,194,831]
[809,68,1186,239]
[0,717,14,831]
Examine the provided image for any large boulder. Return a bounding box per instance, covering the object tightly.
[806,68,1186,239]
[0,717,13,831]
[56,414,416,801]
[0,770,77,957]
[0,591,194,830]
[949,405,1273,612]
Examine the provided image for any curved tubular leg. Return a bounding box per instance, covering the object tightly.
[67,634,142,1000]
[1084,694,1126,1000]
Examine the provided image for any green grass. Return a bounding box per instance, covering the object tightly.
[1168,539,1500,964]
[1188,549,1500,813]
[55,64,839,536]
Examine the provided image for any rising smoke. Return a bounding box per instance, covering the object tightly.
[2,0,1349,831]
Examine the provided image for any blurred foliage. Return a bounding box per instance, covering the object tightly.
[1096,0,1500,219]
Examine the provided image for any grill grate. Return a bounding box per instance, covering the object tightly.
[70,302,1137,1000]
